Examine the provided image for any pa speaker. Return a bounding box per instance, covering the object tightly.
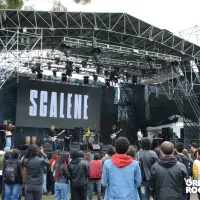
[92,144,101,150]
[69,144,80,151]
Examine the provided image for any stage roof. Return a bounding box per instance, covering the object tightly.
[0,10,200,61]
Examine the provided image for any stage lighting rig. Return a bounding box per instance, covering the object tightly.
[83,76,89,86]
[66,61,73,77]
[82,60,87,68]
[97,67,102,75]
[61,43,72,57]
[93,75,98,82]
[53,70,57,77]
[92,48,102,62]
[61,73,67,83]
[105,79,110,88]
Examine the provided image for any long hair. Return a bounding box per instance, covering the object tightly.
[24,145,38,159]
[54,153,70,181]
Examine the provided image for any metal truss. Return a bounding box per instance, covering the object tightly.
[63,37,181,62]
[0,10,199,61]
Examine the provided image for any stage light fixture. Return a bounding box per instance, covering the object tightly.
[132,76,137,85]
[32,63,41,74]
[55,57,60,64]
[92,48,102,62]
[105,79,110,88]
[37,71,43,80]
[53,70,57,77]
[104,70,109,77]
[61,43,72,57]
[93,75,98,82]
[82,60,87,68]
[47,62,52,70]
[83,76,89,86]
[97,67,102,75]
[75,67,80,74]
[61,73,67,83]
[66,61,73,77]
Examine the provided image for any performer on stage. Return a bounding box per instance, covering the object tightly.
[109,125,118,146]
[0,120,7,149]
[5,121,15,148]
[49,125,58,151]
[85,126,91,146]
[64,130,71,151]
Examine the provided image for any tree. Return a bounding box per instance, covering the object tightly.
[0,0,23,9]
[52,0,67,11]
[73,0,91,4]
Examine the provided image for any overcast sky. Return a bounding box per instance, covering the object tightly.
[27,0,200,44]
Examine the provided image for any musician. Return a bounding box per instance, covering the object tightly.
[109,125,118,146]
[85,127,91,145]
[5,121,15,148]
[64,130,71,151]
[0,120,7,149]
[49,125,58,151]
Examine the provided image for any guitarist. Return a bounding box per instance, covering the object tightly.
[49,125,58,151]
[109,125,118,146]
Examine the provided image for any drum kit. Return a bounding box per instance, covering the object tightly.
[82,131,100,144]
[25,136,37,145]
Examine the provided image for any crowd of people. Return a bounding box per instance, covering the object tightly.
[0,136,199,200]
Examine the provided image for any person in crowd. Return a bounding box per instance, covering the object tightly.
[135,137,158,200]
[85,152,92,163]
[174,142,189,174]
[190,142,198,160]
[0,120,7,150]
[101,137,141,200]
[2,148,11,200]
[149,141,188,200]
[153,147,163,159]
[101,145,115,166]
[48,153,58,195]
[54,153,70,200]
[3,149,22,200]
[193,149,200,199]
[89,153,102,200]
[79,150,89,168]
[182,148,193,177]
[22,145,50,200]
[126,145,136,158]
[68,149,89,200]
[37,150,48,195]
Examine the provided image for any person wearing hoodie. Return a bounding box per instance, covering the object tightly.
[135,137,158,200]
[68,149,88,200]
[101,137,141,200]
[149,141,188,200]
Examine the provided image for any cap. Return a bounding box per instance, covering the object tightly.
[189,142,198,149]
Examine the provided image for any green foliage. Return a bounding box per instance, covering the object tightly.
[52,0,67,11]
[0,0,24,9]
[73,0,91,4]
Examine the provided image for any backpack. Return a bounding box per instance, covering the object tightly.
[3,160,18,184]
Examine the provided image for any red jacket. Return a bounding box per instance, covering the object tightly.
[89,160,102,179]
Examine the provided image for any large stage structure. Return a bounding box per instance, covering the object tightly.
[1,10,200,146]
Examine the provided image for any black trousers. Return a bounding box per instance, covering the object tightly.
[65,139,70,151]
[25,184,42,200]
[71,184,87,200]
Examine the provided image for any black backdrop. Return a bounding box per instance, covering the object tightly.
[0,78,146,146]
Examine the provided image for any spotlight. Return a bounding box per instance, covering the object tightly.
[66,61,73,77]
[53,70,57,77]
[105,79,110,88]
[97,67,102,75]
[47,62,52,70]
[37,71,43,80]
[132,76,137,85]
[81,60,87,68]
[61,73,67,83]
[110,73,115,82]
[92,48,101,62]
[55,57,60,64]
[104,70,109,77]
[75,67,80,74]
[83,76,89,86]
[93,75,98,82]
[61,43,72,57]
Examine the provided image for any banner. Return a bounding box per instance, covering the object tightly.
[16,80,101,129]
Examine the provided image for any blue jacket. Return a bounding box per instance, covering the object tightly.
[101,155,141,200]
